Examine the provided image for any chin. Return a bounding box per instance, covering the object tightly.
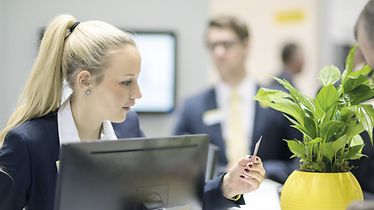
[111,112,128,123]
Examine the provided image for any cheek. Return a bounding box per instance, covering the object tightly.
[111,85,131,103]
[99,83,131,107]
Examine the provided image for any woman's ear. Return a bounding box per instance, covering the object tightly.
[76,70,92,90]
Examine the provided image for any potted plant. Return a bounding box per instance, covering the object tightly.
[254,46,374,210]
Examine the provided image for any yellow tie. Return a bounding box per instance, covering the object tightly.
[226,89,248,168]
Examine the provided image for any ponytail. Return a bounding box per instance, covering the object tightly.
[0,14,136,144]
[0,15,77,143]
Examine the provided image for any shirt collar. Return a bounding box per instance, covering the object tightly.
[57,98,118,146]
[216,77,257,101]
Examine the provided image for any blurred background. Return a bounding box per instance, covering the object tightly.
[0,0,369,137]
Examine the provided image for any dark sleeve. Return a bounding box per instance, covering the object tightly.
[351,132,374,195]
[134,112,145,137]
[173,101,192,135]
[262,109,301,183]
[114,111,145,138]
[203,174,244,210]
[0,130,31,210]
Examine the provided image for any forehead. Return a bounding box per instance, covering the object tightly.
[104,45,141,76]
[207,27,239,42]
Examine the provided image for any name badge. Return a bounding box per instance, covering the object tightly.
[203,109,223,126]
[56,161,60,172]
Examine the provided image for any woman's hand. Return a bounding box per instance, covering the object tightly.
[221,155,266,199]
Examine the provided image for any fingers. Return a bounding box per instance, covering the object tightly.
[247,162,265,175]
[239,173,261,190]
[241,169,264,183]
[238,155,262,166]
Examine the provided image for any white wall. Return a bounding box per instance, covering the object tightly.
[319,0,368,68]
[1,2,6,122]
[0,0,209,137]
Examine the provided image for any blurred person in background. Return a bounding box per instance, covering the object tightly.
[173,15,301,184]
[272,42,304,86]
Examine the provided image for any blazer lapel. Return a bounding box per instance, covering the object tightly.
[204,88,225,152]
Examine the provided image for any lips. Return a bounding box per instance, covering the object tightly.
[122,103,135,111]
[123,107,131,111]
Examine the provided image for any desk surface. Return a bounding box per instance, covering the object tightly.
[229,179,282,210]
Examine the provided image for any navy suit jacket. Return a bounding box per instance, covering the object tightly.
[0,111,239,210]
[174,86,301,182]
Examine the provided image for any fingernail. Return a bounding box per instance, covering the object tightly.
[240,175,245,179]
[255,157,260,162]
[247,163,253,167]
[244,168,250,173]
[248,155,252,159]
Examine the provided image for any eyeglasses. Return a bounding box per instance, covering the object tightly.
[206,40,240,51]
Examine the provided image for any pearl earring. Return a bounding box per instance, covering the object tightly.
[85,89,91,95]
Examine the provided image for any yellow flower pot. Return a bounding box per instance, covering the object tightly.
[280,170,363,210]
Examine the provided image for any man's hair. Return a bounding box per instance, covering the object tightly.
[355,0,374,44]
[281,43,299,64]
[208,15,250,42]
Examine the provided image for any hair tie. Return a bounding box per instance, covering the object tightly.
[69,21,80,33]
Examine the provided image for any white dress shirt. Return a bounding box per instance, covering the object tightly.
[215,77,257,151]
[57,98,118,145]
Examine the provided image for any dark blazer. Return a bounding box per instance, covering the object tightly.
[174,86,301,182]
[351,132,374,198]
[0,111,240,210]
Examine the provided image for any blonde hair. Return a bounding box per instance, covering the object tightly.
[0,14,135,143]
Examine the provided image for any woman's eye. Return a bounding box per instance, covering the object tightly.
[121,80,133,86]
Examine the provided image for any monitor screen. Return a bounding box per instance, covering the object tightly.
[54,135,208,210]
[130,31,177,113]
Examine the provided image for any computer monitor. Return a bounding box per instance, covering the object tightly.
[54,135,208,210]
[129,31,177,113]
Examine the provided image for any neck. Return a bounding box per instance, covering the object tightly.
[70,98,102,141]
[222,67,247,87]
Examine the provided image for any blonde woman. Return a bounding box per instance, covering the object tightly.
[0,15,265,210]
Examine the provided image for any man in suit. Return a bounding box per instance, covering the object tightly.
[351,0,374,198]
[174,15,300,183]
[272,42,304,87]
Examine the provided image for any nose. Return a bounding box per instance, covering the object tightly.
[131,82,142,100]
[212,45,226,58]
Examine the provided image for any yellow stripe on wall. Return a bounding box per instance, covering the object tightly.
[275,9,306,24]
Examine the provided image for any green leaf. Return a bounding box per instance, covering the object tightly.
[308,137,322,145]
[292,124,314,140]
[331,135,349,152]
[273,77,315,112]
[319,143,335,162]
[343,75,370,93]
[345,121,365,141]
[350,104,374,144]
[346,85,374,105]
[315,85,339,119]
[303,116,317,139]
[285,140,305,158]
[342,46,357,85]
[319,65,341,86]
[254,88,304,124]
[350,134,364,146]
[344,145,365,160]
[350,64,372,78]
[320,120,345,142]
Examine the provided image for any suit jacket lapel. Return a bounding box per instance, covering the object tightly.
[204,88,225,151]
[251,84,264,152]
